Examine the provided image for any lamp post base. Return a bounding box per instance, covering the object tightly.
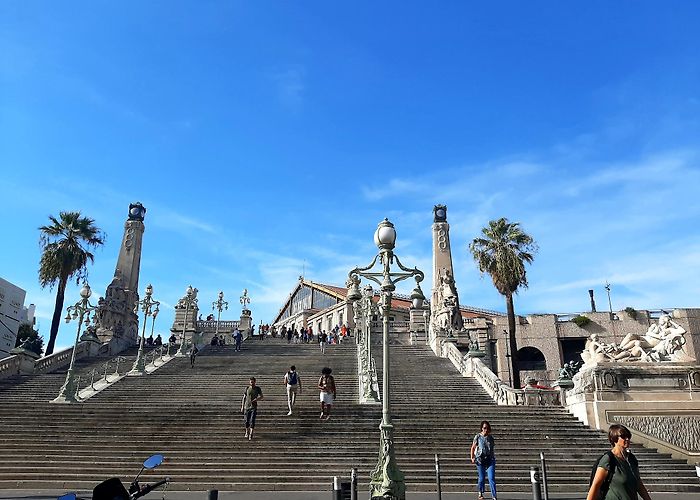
[369,422,405,500]
[127,351,147,376]
[176,341,189,357]
[52,372,80,404]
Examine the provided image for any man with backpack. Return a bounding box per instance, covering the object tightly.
[283,365,302,416]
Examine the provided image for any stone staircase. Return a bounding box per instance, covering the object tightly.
[0,339,697,495]
[385,345,700,492]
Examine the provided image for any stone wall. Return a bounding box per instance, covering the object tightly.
[490,308,700,387]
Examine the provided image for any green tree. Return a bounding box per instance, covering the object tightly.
[15,323,44,356]
[38,211,105,355]
[469,217,537,389]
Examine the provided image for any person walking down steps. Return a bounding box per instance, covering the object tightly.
[240,377,264,441]
[471,420,497,500]
[284,365,302,416]
[318,367,336,420]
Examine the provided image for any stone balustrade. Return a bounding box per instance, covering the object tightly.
[0,355,21,380]
[439,337,561,406]
[196,320,241,332]
[369,320,411,332]
[34,346,77,374]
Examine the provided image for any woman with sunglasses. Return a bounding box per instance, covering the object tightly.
[470,420,497,500]
[587,424,652,500]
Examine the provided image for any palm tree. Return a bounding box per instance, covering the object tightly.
[38,212,105,355]
[469,217,537,389]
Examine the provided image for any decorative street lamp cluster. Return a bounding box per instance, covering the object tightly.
[52,283,99,403]
[128,284,160,376]
[240,288,250,311]
[346,218,425,500]
[177,285,199,356]
[212,290,229,337]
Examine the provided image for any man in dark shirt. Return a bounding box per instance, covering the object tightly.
[241,377,264,441]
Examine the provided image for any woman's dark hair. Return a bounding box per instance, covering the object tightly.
[480,420,491,432]
[608,424,632,445]
[322,367,332,375]
[290,365,296,371]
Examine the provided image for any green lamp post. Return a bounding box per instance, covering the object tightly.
[177,285,198,356]
[128,284,160,376]
[52,283,99,403]
[212,291,229,337]
[346,218,425,500]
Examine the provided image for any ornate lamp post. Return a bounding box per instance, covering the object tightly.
[128,284,160,376]
[53,283,99,403]
[346,218,425,500]
[352,284,380,403]
[240,288,250,311]
[212,291,229,337]
[177,285,199,356]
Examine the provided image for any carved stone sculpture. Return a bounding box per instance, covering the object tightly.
[580,315,692,365]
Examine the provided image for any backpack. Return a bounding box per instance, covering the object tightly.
[589,451,617,499]
[288,371,298,385]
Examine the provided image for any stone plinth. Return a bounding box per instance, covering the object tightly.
[566,362,700,462]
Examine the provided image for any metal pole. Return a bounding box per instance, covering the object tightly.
[530,466,542,500]
[435,453,442,500]
[178,299,190,356]
[351,468,357,500]
[540,452,549,500]
[333,476,341,500]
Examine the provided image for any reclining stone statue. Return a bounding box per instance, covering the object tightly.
[580,314,691,365]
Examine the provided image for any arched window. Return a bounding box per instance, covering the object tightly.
[516,346,547,371]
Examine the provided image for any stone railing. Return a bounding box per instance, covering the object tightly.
[440,339,561,406]
[196,320,241,332]
[0,355,21,380]
[369,320,411,332]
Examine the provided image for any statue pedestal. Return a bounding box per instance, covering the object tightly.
[8,347,39,374]
[566,362,700,463]
[466,349,486,359]
[552,378,574,405]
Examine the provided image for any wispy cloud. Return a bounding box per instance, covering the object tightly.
[270,65,305,110]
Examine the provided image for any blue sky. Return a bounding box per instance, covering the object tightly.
[2,2,700,352]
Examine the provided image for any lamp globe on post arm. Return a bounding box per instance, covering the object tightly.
[346,218,425,500]
[52,283,99,403]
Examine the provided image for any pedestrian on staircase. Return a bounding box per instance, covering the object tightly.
[234,328,243,352]
[190,345,199,367]
[241,377,264,441]
[318,367,336,420]
[586,424,652,500]
[284,365,302,415]
[470,420,497,500]
[319,331,327,354]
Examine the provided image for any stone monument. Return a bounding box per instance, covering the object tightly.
[95,202,146,352]
[431,205,463,333]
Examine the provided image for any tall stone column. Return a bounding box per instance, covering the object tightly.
[431,205,464,335]
[96,203,147,350]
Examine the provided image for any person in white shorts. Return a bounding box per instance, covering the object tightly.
[317,367,336,420]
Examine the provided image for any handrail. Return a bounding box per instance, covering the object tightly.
[441,340,561,406]
[0,355,21,380]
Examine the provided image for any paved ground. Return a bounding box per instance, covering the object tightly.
[2,490,700,500]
